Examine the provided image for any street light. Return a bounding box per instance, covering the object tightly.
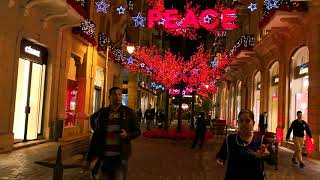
[126,45,135,54]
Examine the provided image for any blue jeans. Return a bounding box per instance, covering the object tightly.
[97,156,128,180]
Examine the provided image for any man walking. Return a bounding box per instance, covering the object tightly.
[286,111,314,168]
[85,87,141,180]
[259,112,268,132]
[144,104,155,130]
[191,112,208,149]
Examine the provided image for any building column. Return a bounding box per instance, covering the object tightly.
[307,10,320,155]
[0,30,19,152]
[275,48,288,143]
[128,73,138,109]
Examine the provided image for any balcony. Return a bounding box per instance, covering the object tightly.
[228,35,255,59]
[259,0,308,31]
[20,0,88,28]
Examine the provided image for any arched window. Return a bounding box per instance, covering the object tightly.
[253,71,261,131]
[289,46,309,131]
[268,61,279,133]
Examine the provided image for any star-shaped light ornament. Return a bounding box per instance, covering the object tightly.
[132,12,146,28]
[176,18,185,27]
[204,15,212,24]
[158,18,165,25]
[140,63,145,68]
[95,0,110,13]
[151,82,157,87]
[127,57,134,64]
[211,59,218,68]
[146,67,152,73]
[117,6,126,15]
[264,0,279,10]
[248,3,257,12]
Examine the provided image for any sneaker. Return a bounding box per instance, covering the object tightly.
[300,163,305,168]
[292,158,298,164]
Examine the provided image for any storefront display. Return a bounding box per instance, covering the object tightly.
[13,39,47,142]
[65,80,78,127]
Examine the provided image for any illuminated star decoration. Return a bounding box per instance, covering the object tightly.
[176,18,185,27]
[146,67,152,73]
[127,56,134,64]
[211,59,218,68]
[116,6,126,15]
[132,12,146,28]
[151,82,157,87]
[140,63,145,68]
[204,15,212,24]
[158,18,165,25]
[248,3,257,12]
[264,0,279,10]
[95,0,110,13]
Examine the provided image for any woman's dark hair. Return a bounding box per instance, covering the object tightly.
[238,109,255,122]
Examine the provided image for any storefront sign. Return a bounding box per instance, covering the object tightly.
[20,39,48,64]
[272,75,279,86]
[294,63,309,79]
[147,9,237,30]
[24,46,40,57]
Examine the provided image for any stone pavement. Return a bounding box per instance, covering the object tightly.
[1,134,320,180]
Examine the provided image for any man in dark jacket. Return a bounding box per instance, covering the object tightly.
[85,87,141,180]
[286,111,314,168]
[191,112,208,149]
[258,112,268,132]
[144,104,155,130]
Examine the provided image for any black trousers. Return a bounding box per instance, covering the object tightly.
[192,130,206,148]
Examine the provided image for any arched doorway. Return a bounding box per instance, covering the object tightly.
[268,61,279,133]
[289,46,309,134]
[253,71,261,131]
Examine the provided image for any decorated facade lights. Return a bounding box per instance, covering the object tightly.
[228,35,255,57]
[98,32,110,51]
[260,0,308,27]
[150,82,165,91]
[72,19,97,45]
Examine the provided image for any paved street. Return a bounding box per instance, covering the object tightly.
[1,133,320,180]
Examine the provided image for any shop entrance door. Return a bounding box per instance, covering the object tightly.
[13,58,46,142]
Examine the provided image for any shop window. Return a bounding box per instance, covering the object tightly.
[289,46,309,134]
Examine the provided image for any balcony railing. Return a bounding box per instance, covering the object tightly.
[259,0,308,29]
[228,35,255,58]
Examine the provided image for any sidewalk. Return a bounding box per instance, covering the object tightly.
[0,136,320,180]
